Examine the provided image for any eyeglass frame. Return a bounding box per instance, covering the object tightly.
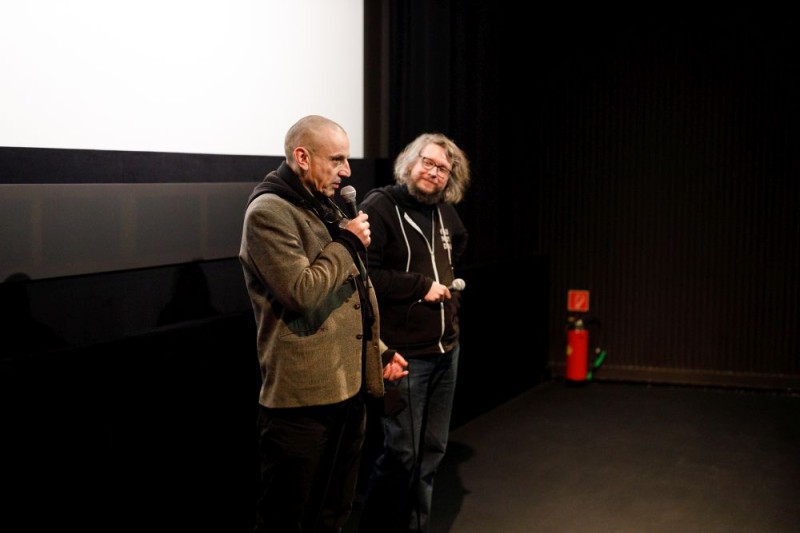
[418,153,452,178]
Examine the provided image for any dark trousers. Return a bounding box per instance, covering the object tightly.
[254,395,366,533]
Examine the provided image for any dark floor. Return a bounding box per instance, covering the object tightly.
[347,380,800,533]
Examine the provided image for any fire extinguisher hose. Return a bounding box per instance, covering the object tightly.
[586,349,607,381]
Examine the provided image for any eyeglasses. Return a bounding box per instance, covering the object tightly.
[418,154,451,178]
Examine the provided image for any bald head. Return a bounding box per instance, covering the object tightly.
[284,115,347,162]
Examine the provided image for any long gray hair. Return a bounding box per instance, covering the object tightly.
[393,133,471,204]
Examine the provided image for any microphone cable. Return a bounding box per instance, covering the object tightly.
[403,298,423,532]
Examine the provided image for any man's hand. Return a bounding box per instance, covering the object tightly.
[383,352,409,381]
[342,212,371,247]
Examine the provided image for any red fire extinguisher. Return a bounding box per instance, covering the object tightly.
[565,316,607,383]
[566,317,589,383]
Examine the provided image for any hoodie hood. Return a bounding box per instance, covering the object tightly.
[247,161,349,237]
[247,161,311,208]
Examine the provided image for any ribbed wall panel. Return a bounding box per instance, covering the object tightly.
[538,26,800,389]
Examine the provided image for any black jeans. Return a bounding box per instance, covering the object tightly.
[254,395,366,532]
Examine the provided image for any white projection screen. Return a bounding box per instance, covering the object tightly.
[0,0,364,157]
[0,0,365,281]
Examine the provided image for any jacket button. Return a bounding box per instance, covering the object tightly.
[354,303,361,309]
[356,334,363,340]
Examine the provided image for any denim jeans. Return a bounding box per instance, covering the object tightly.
[359,344,460,533]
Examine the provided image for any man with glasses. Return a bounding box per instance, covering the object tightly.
[356,133,472,532]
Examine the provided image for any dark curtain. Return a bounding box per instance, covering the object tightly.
[382,4,800,387]
[386,1,536,268]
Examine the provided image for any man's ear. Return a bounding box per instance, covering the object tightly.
[294,147,311,171]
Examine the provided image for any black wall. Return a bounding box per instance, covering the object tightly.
[1,312,259,531]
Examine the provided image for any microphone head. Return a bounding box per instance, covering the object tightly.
[451,278,466,291]
[341,185,357,203]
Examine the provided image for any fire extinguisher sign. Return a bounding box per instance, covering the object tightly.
[567,290,590,312]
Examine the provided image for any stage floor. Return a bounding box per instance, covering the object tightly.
[347,380,800,533]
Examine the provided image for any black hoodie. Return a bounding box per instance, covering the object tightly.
[359,184,468,357]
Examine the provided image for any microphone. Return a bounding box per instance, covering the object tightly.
[415,278,466,305]
[340,185,358,219]
[449,278,466,291]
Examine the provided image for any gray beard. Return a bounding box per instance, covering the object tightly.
[408,182,444,205]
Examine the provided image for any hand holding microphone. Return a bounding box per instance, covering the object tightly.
[422,278,465,303]
[339,185,371,247]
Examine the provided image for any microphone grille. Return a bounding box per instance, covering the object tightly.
[341,185,357,202]
[452,278,466,291]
